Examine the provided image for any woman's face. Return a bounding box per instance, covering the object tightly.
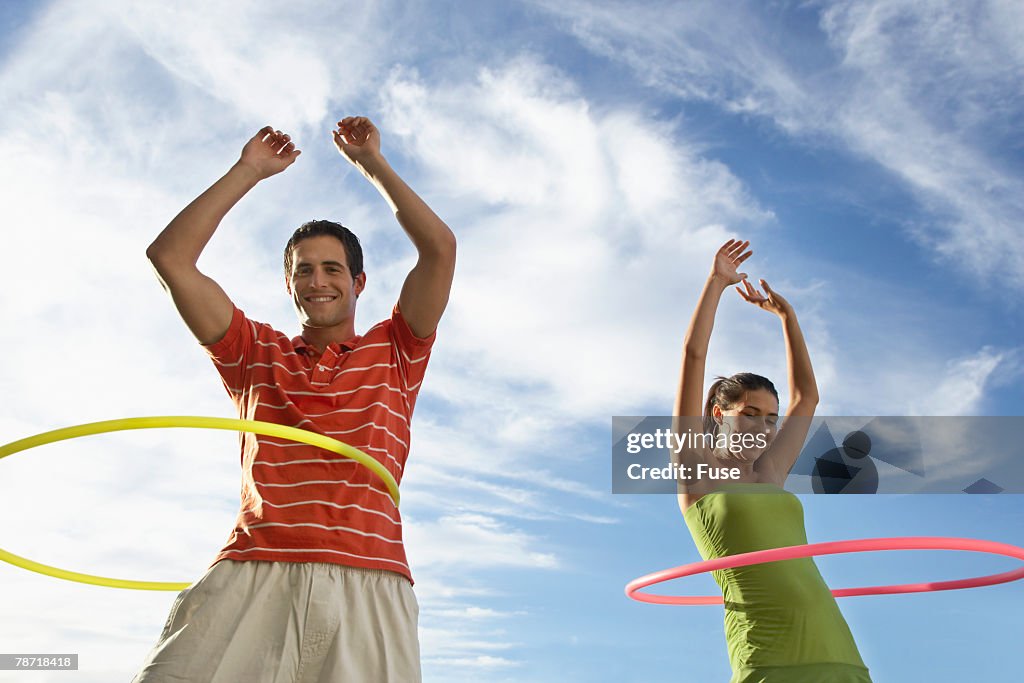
[712,388,780,462]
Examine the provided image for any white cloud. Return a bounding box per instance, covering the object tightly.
[534,0,1024,289]
[378,58,772,422]
[406,513,559,570]
[426,655,518,667]
[910,347,1008,416]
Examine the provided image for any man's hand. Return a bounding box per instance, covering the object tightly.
[238,126,301,180]
[148,126,298,346]
[332,116,383,168]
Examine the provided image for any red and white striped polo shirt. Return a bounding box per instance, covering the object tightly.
[203,303,434,583]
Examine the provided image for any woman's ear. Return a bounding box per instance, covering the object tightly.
[711,403,723,426]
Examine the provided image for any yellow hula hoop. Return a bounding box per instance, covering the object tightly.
[0,416,400,591]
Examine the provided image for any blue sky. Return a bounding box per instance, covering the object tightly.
[0,1,1022,681]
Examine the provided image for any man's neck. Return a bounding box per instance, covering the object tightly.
[300,321,358,354]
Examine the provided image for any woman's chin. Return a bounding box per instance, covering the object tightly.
[717,447,767,464]
[746,447,770,463]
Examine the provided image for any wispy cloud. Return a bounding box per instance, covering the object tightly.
[535,0,1024,289]
[910,347,1010,416]
[378,58,772,420]
[407,513,559,570]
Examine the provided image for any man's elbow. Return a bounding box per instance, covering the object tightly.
[146,240,194,283]
[146,241,167,271]
[421,225,457,263]
[435,224,457,256]
[146,234,175,264]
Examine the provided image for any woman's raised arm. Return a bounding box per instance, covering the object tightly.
[673,240,752,509]
[736,278,820,483]
[674,240,752,418]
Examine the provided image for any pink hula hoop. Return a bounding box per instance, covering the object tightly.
[626,536,1024,606]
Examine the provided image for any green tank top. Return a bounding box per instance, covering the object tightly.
[684,483,873,683]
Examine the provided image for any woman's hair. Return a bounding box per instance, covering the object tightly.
[703,373,779,437]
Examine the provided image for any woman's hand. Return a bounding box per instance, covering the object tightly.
[711,239,752,285]
[737,278,794,318]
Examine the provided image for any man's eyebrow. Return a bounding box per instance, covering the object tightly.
[295,260,347,268]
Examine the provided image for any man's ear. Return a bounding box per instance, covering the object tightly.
[353,272,367,298]
[285,275,292,295]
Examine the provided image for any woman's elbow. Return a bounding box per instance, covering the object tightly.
[792,390,819,409]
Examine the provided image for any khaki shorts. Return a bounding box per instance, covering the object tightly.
[132,560,420,683]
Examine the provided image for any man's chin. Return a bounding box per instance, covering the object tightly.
[301,315,342,329]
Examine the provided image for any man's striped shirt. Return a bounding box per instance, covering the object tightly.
[203,303,434,583]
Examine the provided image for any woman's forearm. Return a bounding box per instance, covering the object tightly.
[675,274,729,416]
[684,274,729,357]
[780,310,819,406]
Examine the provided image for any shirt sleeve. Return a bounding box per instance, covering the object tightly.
[389,302,436,401]
[202,305,253,398]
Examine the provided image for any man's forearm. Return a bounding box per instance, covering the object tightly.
[147,162,262,268]
[355,155,455,256]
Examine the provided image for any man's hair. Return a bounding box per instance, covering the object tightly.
[283,220,364,279]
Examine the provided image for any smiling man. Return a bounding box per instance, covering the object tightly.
[135,117,456,682]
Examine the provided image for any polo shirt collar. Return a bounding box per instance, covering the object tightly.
[292,334,362,355]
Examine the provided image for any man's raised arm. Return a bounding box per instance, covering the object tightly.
[147,127,300,345]
[333,116,456,339]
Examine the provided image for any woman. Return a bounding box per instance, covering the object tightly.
[673,239,872,683]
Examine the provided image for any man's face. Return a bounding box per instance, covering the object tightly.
[286,234,365,330]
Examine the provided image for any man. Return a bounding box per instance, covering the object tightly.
[134,117,455,682]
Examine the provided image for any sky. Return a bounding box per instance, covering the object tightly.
[0,0,1022,681]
